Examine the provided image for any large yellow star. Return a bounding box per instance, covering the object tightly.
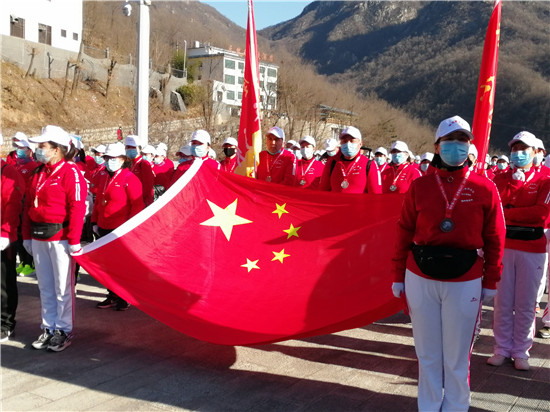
[241,258,260,272]
[283,223,301,239]
[200,199,252,241]
[272,203,289,219]
[272,249,290,263]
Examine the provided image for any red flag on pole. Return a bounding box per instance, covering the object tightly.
[234,0,262,178]
[75,162,402,346]
[472,0,501,174]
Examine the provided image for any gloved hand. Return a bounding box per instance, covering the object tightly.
[481,288,497,303]
[92,225,99,236]
[512,169,525,182]
[0,237,10,251]
[23,239,33,255]
[69,243,83,256]
[392,282,405,298]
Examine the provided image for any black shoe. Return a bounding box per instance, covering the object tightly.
[115,299,130,311]
[96,297,117,309]
[0,330,13,343]
[47,330,72,352]
[32,329,53,350]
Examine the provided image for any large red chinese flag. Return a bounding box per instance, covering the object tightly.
[472,0,501,174]
[75,161,402,346]
[234,0,262,178]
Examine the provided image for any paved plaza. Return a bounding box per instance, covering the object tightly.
[1,273,549,411]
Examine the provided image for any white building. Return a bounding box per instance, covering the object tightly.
[0,0,82,53]
[187,43,278,111]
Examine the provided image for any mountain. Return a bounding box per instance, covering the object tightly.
[261,1,550,150]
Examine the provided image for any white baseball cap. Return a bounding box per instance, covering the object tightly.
[435,115,474,142]
[191,129,211,145]
[176,145,192,156]
[374,147,388,157]
[468,145,478,158]
[14,139,36,151]
[508,131,537,148]
[223,137,238,147]
[29,125,71,148]
[125,135,140,147]
[421,152,434,162]
[266,126,285,140]
[390,140,409,153]
[324,138,339,151]
[156,142,168,152]
[13,131,28,141]
[70,135,84,150]
[156,148,167,157]
[142,144,156,155]
[339,126,361,141]
[92,144,107,154]
[534,137,545,151]
[498,155,509,163]
[104,142,126,157]
[299,136,316,147]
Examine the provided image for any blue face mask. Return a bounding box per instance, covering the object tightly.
[126,148,138,159]
[391,152,407,165]
[439,141,469,167]
[340,142,359,158]
[142,155,152,162]
[510,150,533,168]
[420,163,430,173]
[95,156,105,165]
[16,148,28,159]
[191,144,208,158]
[106,158,123,173]
[374,156,386,166]
[497,162,507,170]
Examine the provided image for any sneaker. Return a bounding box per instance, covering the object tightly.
[47,330,72,352]
[538,326,550,339]
[115,300,130,311]
[514,358,530,371]
[0,330,13,343]
[19,264,36,277]
[96,297,117,309]
[32,329,53,350]
[487,354,507,366]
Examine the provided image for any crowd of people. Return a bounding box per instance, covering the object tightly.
[1,118,549,411]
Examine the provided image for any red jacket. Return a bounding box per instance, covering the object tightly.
[130,156,155,206]
[1,161,25,242]
[220,156,238,173]
[22,160,87,245]
[153,161,174,189]
[387,163,422,193]
[256,150,296,186]
[319,154,382,194]
[393,167,506,289]
[494,168,550,253]
[91,168,144,230]
[89,164,106,195]
[14,157,39,186]
[294,158,324,190]
[169,160,193,188]
[377,163,394,192]
[535,164,550,178]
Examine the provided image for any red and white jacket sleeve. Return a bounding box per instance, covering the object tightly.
[1,162,25,242]
[481,183,506,289]
[65,165,88,245]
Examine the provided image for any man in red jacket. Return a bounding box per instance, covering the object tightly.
[489,131,550,371]
[220,137,239,173]
[125,135,155,206]
[256,126,296,185]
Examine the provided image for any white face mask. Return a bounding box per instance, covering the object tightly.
[533,152,543,166]
[300,147,314,160]
[106,158,124,172]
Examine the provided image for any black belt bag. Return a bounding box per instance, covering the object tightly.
[31,221,67,240]
[505,225,544,241]
[411,244,478,280]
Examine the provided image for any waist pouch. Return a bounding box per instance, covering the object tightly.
[505,225,544,241]
[411,244,478,280]
[31,221,67,240]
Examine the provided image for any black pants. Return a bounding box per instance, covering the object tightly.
[1,244,19,332]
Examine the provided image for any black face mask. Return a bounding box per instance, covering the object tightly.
[224,147,236,157]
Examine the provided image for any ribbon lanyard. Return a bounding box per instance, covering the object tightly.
[301,158,315,177]
[392,163,407,186]
[267,152,283,181]
[102,169,122,194]
[339,155,361,181]
[34,162,65,207]
[435,171,470,219]
[131,157,142,173]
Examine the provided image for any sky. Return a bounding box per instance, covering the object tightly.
[203,1,312,30]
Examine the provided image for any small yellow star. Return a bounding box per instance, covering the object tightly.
[200,198,252,241]
[241,258,260,273]
[283,223,301,239]
[272,203,289,219]
[271,249,290,263]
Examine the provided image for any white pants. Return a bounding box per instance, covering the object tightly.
[493,248,545,359]
[405,270,481,412]
[32,240,75,333]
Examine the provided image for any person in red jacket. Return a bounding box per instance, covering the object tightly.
[392,115,505,411]
[493,155,510,177]
[6,132,29,166]
[388,140,422,193]
[22,125,87,352]
[293,136,324,190]
[533,137,550,177]
[320,126,382,194]
[125,135,155,206]
[373,147,393,192]
[189,130,220,170]
[256,126,296,185]
[156,143,174,171]
[92,143,144,311]
[488,131,550,371]
[169,145,194,188]
[152,147,174,191]
[1,157,26,342]
[419,152,434,176]
[220,137,239,173]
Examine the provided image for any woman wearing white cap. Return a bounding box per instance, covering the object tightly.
[92,143,145,311]
[220,137,239,173]
[21,125,87,352]
[493,155,509,177]
[189,130,220,170]
[373,147,393,192]
[388,140,422,193]
[152,147,174,191]
[6,132,30,166]
[393,115,505,411]
[125,135,155,206]
[489,131,550,371]
[419,152,434,176]
[169,145,194,188]
[293,136,324,190]
[155,142,174,171]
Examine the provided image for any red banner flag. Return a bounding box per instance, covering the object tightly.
[75,162,402,346]
[472,0,501,174]
[234,0,262,178]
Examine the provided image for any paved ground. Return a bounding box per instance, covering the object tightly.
[1,273,549,412]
